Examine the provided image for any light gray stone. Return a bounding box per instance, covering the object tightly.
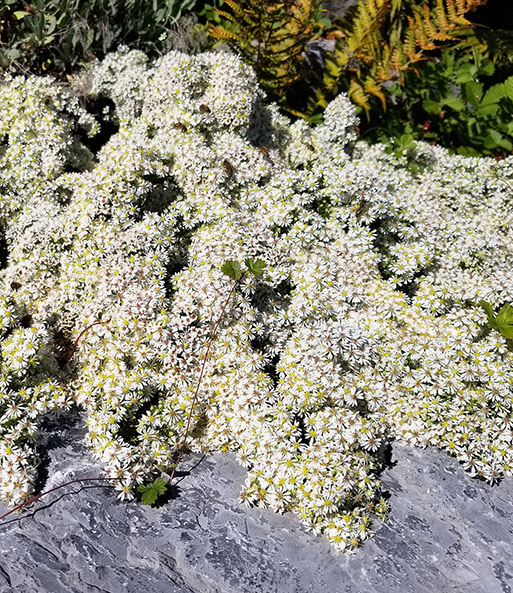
[322,0,358,19]
[1,414,513,593]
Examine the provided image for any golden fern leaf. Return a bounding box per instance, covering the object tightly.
[413,11,437,50]
[435,0,452,30]
[213,8,236,22]
[223,0,246,17]
[422,2,455,41]
[464,0,488,9]
[390,44,404,72]
[374,43,391,80]
[351,0,385,44]
[348,78,371,118]
[390,0,404,19]
[445,0,469,26]
[208,25,241,42]
[364,78,387,110]
[225,0,259,26]
[403,18,420,59]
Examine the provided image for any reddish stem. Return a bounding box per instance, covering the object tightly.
[168,284,237,487]
[0,477,116,523]
[0,285,235,519]
[63,318,111,364]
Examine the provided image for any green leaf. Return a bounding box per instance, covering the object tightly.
[479,60,495,77]
[479,300,498,330]
[245,258,266,277]
[455,72,474,85]
[13,10,29,19]
[137,477,167,505]
[484,129,506,149]
[5,48,21,60]
[504,76,513,101]
[454,63,474,84]
[442,95,465,112]
[422,99,441,115]
[499,136,513,151]
[477,103,499,117]
[496,303,513,338]
[397,134,416,151]
[481,84,505,107]
[464,81,483,107]
[221,260,242,280]
[44,13,56,35]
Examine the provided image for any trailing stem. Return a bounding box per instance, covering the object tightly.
[0,477,116,523]
[167,282,238,487]
[62,318,111,365]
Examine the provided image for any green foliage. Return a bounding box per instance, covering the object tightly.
[361,50,513,157]
[245,258,266,277]
[137,477,168,505]
[480,301,513,339]
[221,259,243,280]
[206,0,328,109]
[0,0,197,76]
[221,258,266,280]
[307,0,489,119]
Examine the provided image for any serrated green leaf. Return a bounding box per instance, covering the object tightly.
[221,260,242,280]
[496,303,513,326]
[137,477,167,505]
[245,258,266,277]
[481,84,505,107]
[504,77,513,101]
[499,136,513,151]
[442,95,465,112]
[479,60,495,77]
[477,103,499,117]
[484,129,505,149]
[422,99,441,115]
[455,63,474,85]
[464,81,483,107]
[479,300,499,330]
[455,72,474,85]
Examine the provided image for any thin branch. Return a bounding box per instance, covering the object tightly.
[168,284,237,487]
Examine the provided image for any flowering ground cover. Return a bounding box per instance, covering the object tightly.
[0,48,513,553]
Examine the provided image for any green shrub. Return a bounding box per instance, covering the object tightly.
[361,50,513,157]
[0,0,198,76]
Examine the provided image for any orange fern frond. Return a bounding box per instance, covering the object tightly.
[435,0,451,30]
[208,25,241,42]
[413,12,437,50]
[348,78,371,118]
[364,78,387,110]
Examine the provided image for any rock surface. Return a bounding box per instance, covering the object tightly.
[0,415,513,593]
[322,0,358,19]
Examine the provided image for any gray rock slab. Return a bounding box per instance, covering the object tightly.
[0,415,513,593]
[322,0,358,19]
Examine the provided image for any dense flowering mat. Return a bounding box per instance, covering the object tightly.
[0,48,512,552]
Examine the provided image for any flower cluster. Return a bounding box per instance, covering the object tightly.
[0,48,512,553]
